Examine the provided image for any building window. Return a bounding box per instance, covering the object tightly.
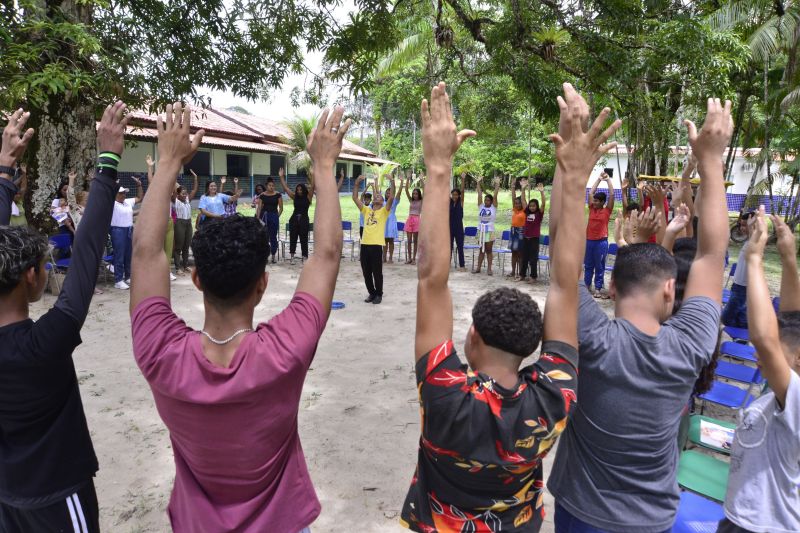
[270,155,286,176]
[352,164,363,178]
[186,151,210,176]
[336,162,348,178]
[227,153,249,177]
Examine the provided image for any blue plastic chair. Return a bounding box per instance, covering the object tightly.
[723,326,750,343]
[672,491,726,533]
[720,341,757,363]
[496,230,512,275]
[462,226,480,269]
[605,243,618,272]
[715,360,762,385]
[46,234,73,293]
[773,296,781,313]
[341,221,356,260]
[699,379,757,411]
[537,235,551,277]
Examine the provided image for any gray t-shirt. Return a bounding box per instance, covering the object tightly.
[732,243,749,286]
[547,286,721,532]
[724,370,800,532]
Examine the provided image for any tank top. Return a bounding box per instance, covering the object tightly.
[292,194,310,218]
[409,199,422,216]
[259,193,280,214]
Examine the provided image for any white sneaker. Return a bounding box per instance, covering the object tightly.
[124,278,131,285]
[169,272,177,281]
[114,281,130,290]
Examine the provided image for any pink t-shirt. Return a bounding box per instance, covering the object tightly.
[131,293,327,533]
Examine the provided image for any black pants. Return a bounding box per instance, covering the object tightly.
[360,244,383,296]
[173,218,193,270]
[289,214,310,258]
[716,518,755,533]
[0,481,100,533]
[520,236,540,278]
[450,227,465,267]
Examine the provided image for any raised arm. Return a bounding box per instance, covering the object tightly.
[279,167,294,199]
[477,178,483,207]
[231,177,242,200]
[254,196,262,221]
[520,178,529,205]
[621,178,630,211]
[416,82,475,359]
[662,203,691,253]
[53,102,128,325]
[188,169,199,200]
[537,182,547,212]
[404,175,412,201]
[683,99,733,304]
[492,177,500,207]
[459,172,466,206]
[67,170,79,211]
[605,174,615,211]
[614,211,628,247]
[773,215,800,312]
[351,175,365,209]
[307,169,315,201]
[546,86,620,347]
[146,153,154,184]
[131,175,144,203]
[130,103,205,312]
[0,110,34,224]
[337,168,345,191]
[644,184,666,244]
[385,175,397,211]
[589,175,601,202]
[295,108,349,314]
[746,207,793,407]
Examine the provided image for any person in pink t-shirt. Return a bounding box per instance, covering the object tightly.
[128,102,351,533]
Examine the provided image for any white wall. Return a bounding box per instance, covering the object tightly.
[119,140,155,173]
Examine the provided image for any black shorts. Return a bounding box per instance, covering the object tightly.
[0,481,99,533]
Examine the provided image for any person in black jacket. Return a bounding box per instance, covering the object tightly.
[0,102,129,533]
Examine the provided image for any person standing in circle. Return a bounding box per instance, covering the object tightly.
[404,179,423,264]
[473,177,500,276]
[172,169,198,275]
[110,176,143,290]
[450,173,467,271]
[198,178,237,225]
[256,177,283,263]
[508,178,528,280]
[279,167,313,264]
[353,175,395,304]
[384,173,401,263]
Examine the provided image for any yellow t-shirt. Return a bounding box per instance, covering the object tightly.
[361,205,389,246]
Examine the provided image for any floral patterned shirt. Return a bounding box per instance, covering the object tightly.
[401,339,578,532]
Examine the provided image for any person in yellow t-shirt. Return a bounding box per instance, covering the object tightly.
[353,174,396,304]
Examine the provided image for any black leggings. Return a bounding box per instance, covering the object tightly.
[360,244,383,296]
[520,236,540,278]
[289,214,310,258]
[450,228,465,267]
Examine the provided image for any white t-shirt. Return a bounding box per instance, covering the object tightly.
[50,198,70,226]
[478,204,497,232]
[111,198,136,227]
[724,370,800,532]
[174,199,192,220]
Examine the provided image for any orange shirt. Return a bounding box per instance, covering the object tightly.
[511,208,526,228]
[586,207,611,240]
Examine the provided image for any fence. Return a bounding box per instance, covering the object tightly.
[584,188,797,215]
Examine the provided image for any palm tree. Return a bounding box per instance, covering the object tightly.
[280,114,319,177]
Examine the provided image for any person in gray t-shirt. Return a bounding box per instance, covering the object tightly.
[719,210,800,533]
[547,98,733,533]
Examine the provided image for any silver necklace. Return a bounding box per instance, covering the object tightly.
[201,328,252,345]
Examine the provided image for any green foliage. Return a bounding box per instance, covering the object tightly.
[280,114,319,173]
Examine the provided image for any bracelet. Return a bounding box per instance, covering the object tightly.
[97,151,121,171]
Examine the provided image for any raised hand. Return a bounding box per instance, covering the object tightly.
[420,82,476,177]
[68,170,78,183]
[685,99,733,163]
[771,214,796,259]
[156,102,205,166]
[1,108,35,168]
[492,177,501,188]
[644,183,665,205]
[550,97,621,186]
[279,167,285,178]
[557,83,590,144]
[746,206,769,259]
[97,101,129,156]
[622,178,629,189]
[189,169,197,177]
[220,176,226,185]
[520,178,529,189]
[356,174,364,184]
[146,154,154,168]
[308,106,352,166]
[233,177,239,184]
[536,182,545,192]
[666,203,691,235]
[131,176,142,185]
[630,206,663,244]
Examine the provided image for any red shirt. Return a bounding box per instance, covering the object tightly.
[586,207,612,240]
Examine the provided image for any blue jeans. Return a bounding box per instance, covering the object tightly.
[554,504,669,533]
[722,283,748,328]
[263,212,280,257]
[584,238,608,290]
[110,226,132,283]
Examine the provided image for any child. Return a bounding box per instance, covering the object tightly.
[384,176,400,263]
[520,182,546,282]
[508,178,527,280]
[358,189,372,239]
[353,175,395,304]
[721,211,756,329]
[450,173,467,271]
[401,81,619,533]
[718,210,800,533]
[473,177,500,275]
[584,171,614,297]
[404,181,423,264]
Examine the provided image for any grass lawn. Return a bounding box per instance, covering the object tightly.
[223,189,787,291]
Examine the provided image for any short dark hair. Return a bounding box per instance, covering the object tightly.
[472,287,543,357]
[593,191,607,203]
[0,226,49,295]
[484,193,494,202]
[296,183,309,197]
[672,238,698,312]
[778,311,800,355]
[266,177,274,184]
[612,243,677,297]
[191,215,268,307]
[625,202,640,213]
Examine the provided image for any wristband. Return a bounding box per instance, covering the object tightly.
[97,151,121,171]
[0,165,16,176]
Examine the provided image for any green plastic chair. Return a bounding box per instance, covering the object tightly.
[687,415,736,455]
[677,450,730,503]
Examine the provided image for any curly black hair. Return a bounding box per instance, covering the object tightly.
[191,214,269,306]
[472,287,543,357]
[0,226,49,295]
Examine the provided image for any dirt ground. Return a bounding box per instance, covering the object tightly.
[29,255,606,533]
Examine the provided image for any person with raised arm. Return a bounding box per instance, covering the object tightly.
[450,172,467,271]
[129,103,348,533]
[548,98,732,532]
[384,174,401,263]
[473,176,500,275]
[255,176,283,263]
[520,181,547,282]
[279,166,314,264]
[584,171,614,297]
[718,210,800,533]
[404,178,423,264]
[400,82,619,533]
[173,168,199,275]
[109,173,142,290]
[0,103,128,533]
[353,173,395,304]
